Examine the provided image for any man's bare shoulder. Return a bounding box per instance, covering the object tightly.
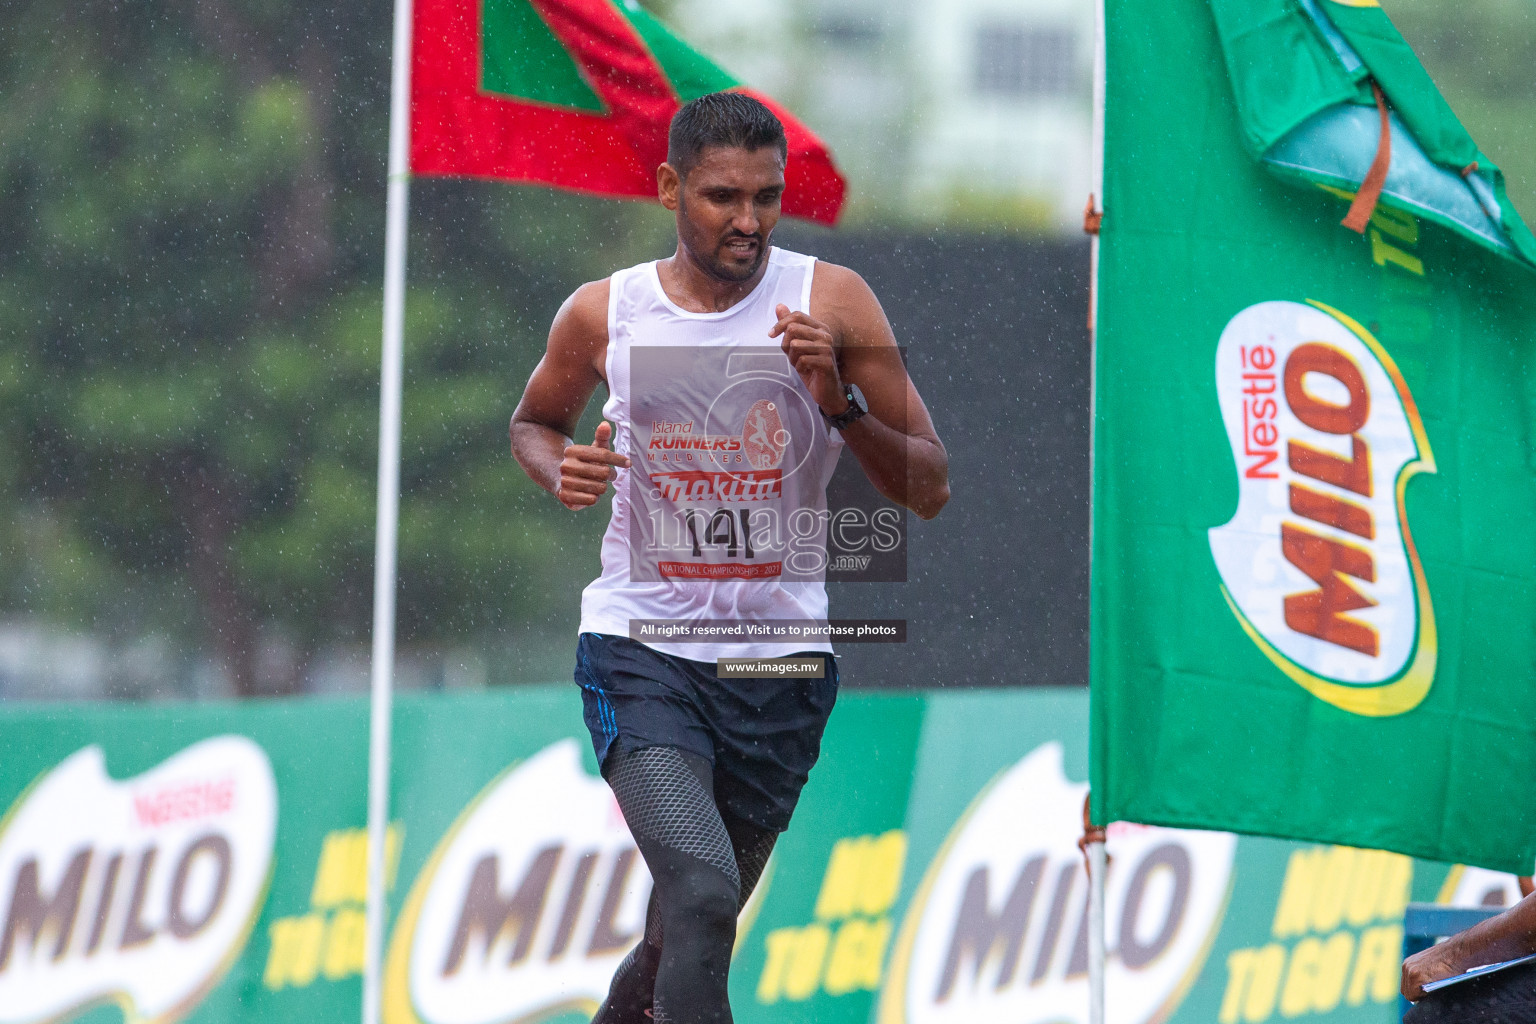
[554,278,611,346]
[808,260,892,345]
[808,260,871,299]
[541,278,610,382]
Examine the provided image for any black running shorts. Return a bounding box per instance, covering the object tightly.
[574,632,839,832]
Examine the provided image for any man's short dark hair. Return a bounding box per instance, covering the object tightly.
[667,92,787,178]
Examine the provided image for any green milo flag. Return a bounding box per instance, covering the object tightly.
[1090,0,1536,873]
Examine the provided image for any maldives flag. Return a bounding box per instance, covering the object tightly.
[410,0,847,224]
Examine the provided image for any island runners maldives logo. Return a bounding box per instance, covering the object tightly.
[1209,300,1438,716]
[647,400,797,580]
[383,740,771,1024]
[0,737,277,1024]
[648,399,786,506]
[878,744,1235,1024]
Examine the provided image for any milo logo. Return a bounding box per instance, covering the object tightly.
[1209,300,1437,716]
[383,741,646,1024]
[383,739,772,1024]
[0,738,277,1024]
[878,744,1235,1024]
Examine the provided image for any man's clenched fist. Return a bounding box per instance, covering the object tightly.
[558,421,631,510]
[770,302,846,416]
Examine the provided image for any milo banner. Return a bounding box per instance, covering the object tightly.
[1091,0,1536,871]
[0,688,1525,1024]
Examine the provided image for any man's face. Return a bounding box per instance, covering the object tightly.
[665,145,786,283]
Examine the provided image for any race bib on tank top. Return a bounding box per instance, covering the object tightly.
[630,346,830,583]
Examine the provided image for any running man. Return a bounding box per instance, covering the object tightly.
[509,92,948,1024]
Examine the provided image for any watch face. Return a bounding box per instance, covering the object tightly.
[830,397,864,429]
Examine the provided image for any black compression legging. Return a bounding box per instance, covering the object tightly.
[592,746,778,1024]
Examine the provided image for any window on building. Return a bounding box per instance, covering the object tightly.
[816,14,883,49]
[974,24,1077,97]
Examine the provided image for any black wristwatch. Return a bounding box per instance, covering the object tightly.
[823,384,866,431]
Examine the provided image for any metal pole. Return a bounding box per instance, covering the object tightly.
[364,0,413,1013]
[1087,0,1108,1020]
[1089,0,1106,332]
[1088,839,1107,1024]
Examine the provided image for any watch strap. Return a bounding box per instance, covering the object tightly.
[824,385,866,431]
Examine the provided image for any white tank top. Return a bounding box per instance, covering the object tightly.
[578,247,844,659]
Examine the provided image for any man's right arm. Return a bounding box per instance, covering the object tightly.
[509,280,630,509]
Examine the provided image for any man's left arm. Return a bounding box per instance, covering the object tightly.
[771,263,949,520]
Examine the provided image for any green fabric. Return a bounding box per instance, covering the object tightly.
[479,0,605,111]
[476,0,743,111]
[615,0,738,102]
[1205,0,1536,268]
[1320,2,1536,264]
[1207,0,1363,155]
[1090,0,1536,873]
[1321,1,1475,168]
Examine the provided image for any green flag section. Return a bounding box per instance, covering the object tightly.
[0,688,1524,1024]
[409,0,846,224]
[1207,0,1536,265]
[1090,0,1536,872]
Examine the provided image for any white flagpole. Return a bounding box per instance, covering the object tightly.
[1089,0,1106,333]
[364,0,413,1012]
[1086,0,1108,1016]
[1088,840,1107,1024]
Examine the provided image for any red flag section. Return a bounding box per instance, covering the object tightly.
[410,0,847,224]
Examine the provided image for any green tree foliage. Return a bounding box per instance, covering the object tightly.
[0,0,672,693]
